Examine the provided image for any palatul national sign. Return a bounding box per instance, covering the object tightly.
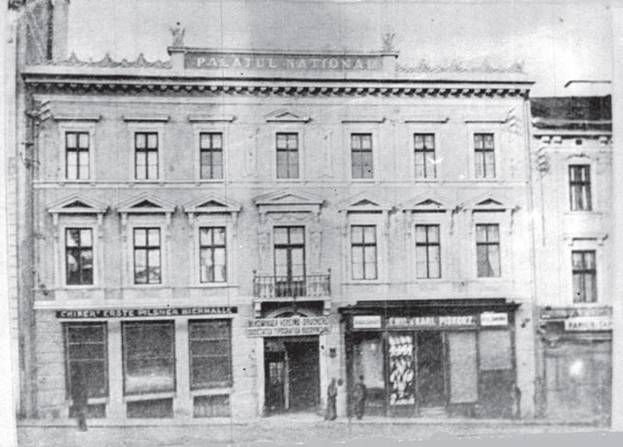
[186,52,384,72]
[247,316,330,337]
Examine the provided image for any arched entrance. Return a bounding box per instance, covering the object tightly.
[263,308,321,414]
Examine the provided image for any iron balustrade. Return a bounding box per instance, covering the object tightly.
[253,271,331,299]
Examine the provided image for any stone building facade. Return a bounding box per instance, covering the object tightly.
[18,40,538,422]
[531,94,613,424]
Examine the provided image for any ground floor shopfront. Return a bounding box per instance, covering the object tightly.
[537,306,612,424]
[340,299,522,419]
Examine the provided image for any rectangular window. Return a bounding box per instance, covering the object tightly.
[199,132,223,180]
[572,250,597,303]
[276,133,299,179]
[351,225,377,280]
[415,224,441,279]
[65,131,90,180]
[64,323,108,400]
[65,228,93,285]
[189,320,232,389]
[476,224,501,277]
[134,132,159,180]
[351,133,373,179]
[133,227,161,284]
[569,165,592,211]
[199,227,227,283]
[123,321,175,395]
[474,133,496,179]
[273,226,305,296]
[414,133,436,179]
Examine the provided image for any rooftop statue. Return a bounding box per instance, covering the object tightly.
[382,33,396,52]
[170,22,185,47]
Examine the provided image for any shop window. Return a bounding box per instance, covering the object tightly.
[134,132,159,180]
[133,227,161,284]
[127,398,173,418]
[351,133,373,179]
[414,133,436,179]
[569,165,592,211]
[276,132,299,179]
[189,320,232,389]
[65,228,93,285]
[388,335,415,405]
[351,225,377,280]
[199,227,227,283]
[478,330,512,371]
[64,323,108,400]
[474,133,495,178]
[447,332,478,403]
[476,224,501,277]
[415,224,441,279]
[199,132,223,180]
[122,321,175,395]
[65,131,90,180]
[69,403,106,419]
[572,250,597,303]
[353,335,384,414]
[193,395,231,418]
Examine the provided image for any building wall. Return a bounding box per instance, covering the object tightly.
[29,85,537,420]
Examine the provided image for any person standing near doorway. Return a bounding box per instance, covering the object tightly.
[71,365,88,431]
[353,375,367,420]
[325,378,338,420]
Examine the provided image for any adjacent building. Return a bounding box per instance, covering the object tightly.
[531,90,613,424]
[16,10,540,422]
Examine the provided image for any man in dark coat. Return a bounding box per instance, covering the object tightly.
[353,375,367,420]
[325,378,338,420]
[71,365,88,431]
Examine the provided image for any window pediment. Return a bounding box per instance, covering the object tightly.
[400,193,452,213]
[254,190,323,216]
[184,195,241,227]
[337,192,392,214]
[265,109,311,123]
[48,195,108,216]
[117,194,176,215]
[462,193,512,213]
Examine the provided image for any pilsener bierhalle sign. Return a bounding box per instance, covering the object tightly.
[56,306,237,319]
[185,52,384,71]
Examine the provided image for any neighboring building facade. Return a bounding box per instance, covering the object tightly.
[16,8,540,423]
[531,93,613,423]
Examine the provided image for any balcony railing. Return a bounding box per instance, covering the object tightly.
[253,270,331,299]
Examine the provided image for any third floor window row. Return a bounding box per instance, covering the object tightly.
[62,131,501,181]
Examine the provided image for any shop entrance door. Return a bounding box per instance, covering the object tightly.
[417,332,446,408]
[264,337,320,414]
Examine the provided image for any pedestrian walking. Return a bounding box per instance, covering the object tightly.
[353,375,367,420]
[325,378,338,420]
[510,381,521,419]
[71,365,88,431]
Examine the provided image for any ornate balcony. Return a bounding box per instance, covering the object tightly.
[253,270,331,300]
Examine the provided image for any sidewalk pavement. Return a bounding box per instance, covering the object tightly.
[16,416,609,447]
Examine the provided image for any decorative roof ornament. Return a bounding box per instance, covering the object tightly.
[382,33,396,52]
[396,57,525,74]
[47,52,172,69]
[169,22,185,47]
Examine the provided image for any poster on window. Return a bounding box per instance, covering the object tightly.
[388,335,415,405]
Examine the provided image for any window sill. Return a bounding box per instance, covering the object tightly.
[413,178,440,183]
[67,397,109,405]
[124,391,176,402]
[190,387,232,397]
[192,283,239,289]
[350,178,376,183]
[195,179,225,184]
[58,180,94,185]
[343,280,389,286]
[126,284,167,289]
[56,285,100,291]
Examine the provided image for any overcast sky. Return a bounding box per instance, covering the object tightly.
[67,0,613,96]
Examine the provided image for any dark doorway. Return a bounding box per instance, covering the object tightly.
[264,337,319,414]
[417,332,446,407]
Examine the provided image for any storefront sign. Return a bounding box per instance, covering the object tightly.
[387,315,477,329]
[564,316,612,332]
[55,306,237,319]
[480,312,509,327]
[185,52,384,71]
[247,317,330,337]
[352,315,382,330]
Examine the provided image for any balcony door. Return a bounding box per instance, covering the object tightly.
[274,226,305,297]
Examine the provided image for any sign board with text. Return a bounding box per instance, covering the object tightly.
[247,317,330,337]
[56,306,237,319]
[564,316,612,332]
